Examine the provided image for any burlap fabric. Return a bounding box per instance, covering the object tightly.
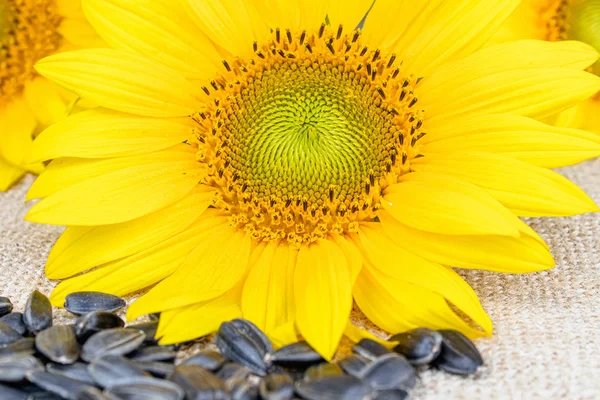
[1,159,599,399]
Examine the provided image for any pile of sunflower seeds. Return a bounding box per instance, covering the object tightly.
[0,291,483,399]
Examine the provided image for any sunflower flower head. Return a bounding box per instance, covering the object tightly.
[0,0,101,191]
[26,0,600,359]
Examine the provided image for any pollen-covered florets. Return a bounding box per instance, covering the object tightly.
[191,25,429,245]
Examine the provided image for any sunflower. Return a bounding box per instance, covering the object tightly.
[492,0,600,133]
[0,0,102,191]
[25,0,600,359]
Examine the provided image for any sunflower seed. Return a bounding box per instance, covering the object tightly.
[167,364,229,399]
[295,375,372,400]
[132,360,175,378]
[358,354,416,391]
[390,328,442,366]
[65,292,126,316]
[0,312,27,335]
[0,297,13,317]
[23,291,53,333]
[353,339,392,361]
[0,321,23,346]
[337,354,370,377]
[217,362,252,384]
[0,354,43,382]
[35,325,80,364]
[87,355,150,388]
[128,346,176,362]
[25,371,96,400]
[303,362,343,381]
[81,328,145,362]
[270,341,323,368]
[0,338,36,359]
[259,372,294,400]
[215,319,273,376]
[47,362,96,385]
[77,387,116,400]
[231,379,259,400]
[26,392,64,400]
[0,383,28,400]
[434,330,483,375]
[104,377,185,400]
[370,389,409,400]
[74,312,125,342]
[126,321,159,344]
[181,350,227,371]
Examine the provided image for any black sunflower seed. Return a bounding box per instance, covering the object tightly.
[35,325,80,364]
[303,362,343,381]
[181,350,227,371]
[0,297,13,317]
[0,321,24,346]
[337,354,370,377]
[74,311,125,342]
[0,354,43,382]
[370,389,409,400]
[353,339,392,361]
[358,354,417,392]
[105,376,185,400]
[216,362,252,384]
[259,372,294,400]
[88,355,150,388]
[270,341,324,368]
[434,330,483,375]
[230,378,259,400]
[126,321,159,344]
[132,360,175,378]
[46,362,96,385]
[168,364,229,400]
[0,383,28,400]
[77,387,114,400]
[64,292,126,316]
[23,290,53,333]
[0,312,27,335]
[0,338,36,359]
[81,328,145,362]
[390,328,443,366]
[215,319,273,376]
[295,375,372,400]
[25,370,96,400]
[128,346,177,362]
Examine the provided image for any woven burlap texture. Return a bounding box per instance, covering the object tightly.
[1,159,599,399]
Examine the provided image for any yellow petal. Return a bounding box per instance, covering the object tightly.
[383,0,519,77]
[50,209,228,306]
[0,98,37,168]
[344,322,394,348]
[157,284,243,345]
[26,151,203,225]
[422,113,600,168]
[329,234,363,284]
[420,64,600,122]
[82,0,222,79]
[127,225,252,319]
[382,171,521,236]
[354,266,489,339]
[241,241,297,337]
[294,240,352,360]
[328,0,374,29]
[27,146,198,200]
[0,156,26,192]
[184,0,269,58]
[252,0,327,31]
[378,210,554,273]
[413,152,598,217]
[46,186,216,279]
[30,108,193,162]
[22,78,68,127]
[35,49,202,117]
[355,224,492,334]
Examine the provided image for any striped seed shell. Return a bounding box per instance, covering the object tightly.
[215,319,273,376]
[390,328,443,366]
[0,297,13,317]
[64,292,126,315]
[25,370,96,400]
[259,372,294,400]
[338,354,370,377]
[35,325,81,364]
[126,321,159,344]
[47,362,96,385]
[303,363,343,381]
[105,377,185,400]
[0,338,36,359]
[295,375,372,400]
[128,345,177,362]
[270,341,324,368]
[74,311,125,342]
[353,339,392,361]
[88,355,150,388]
[168,364,229,400]
[358,354,416,391]
[181,350,227,371]
[81,328,145,362]
[434,330,483,375]
[132,360,175,378]
[0,354,43,382]
[0,312,27,335]
[23,290,53,333]
[0,321,24,346]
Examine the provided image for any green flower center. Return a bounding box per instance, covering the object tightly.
[192,25,426,245]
